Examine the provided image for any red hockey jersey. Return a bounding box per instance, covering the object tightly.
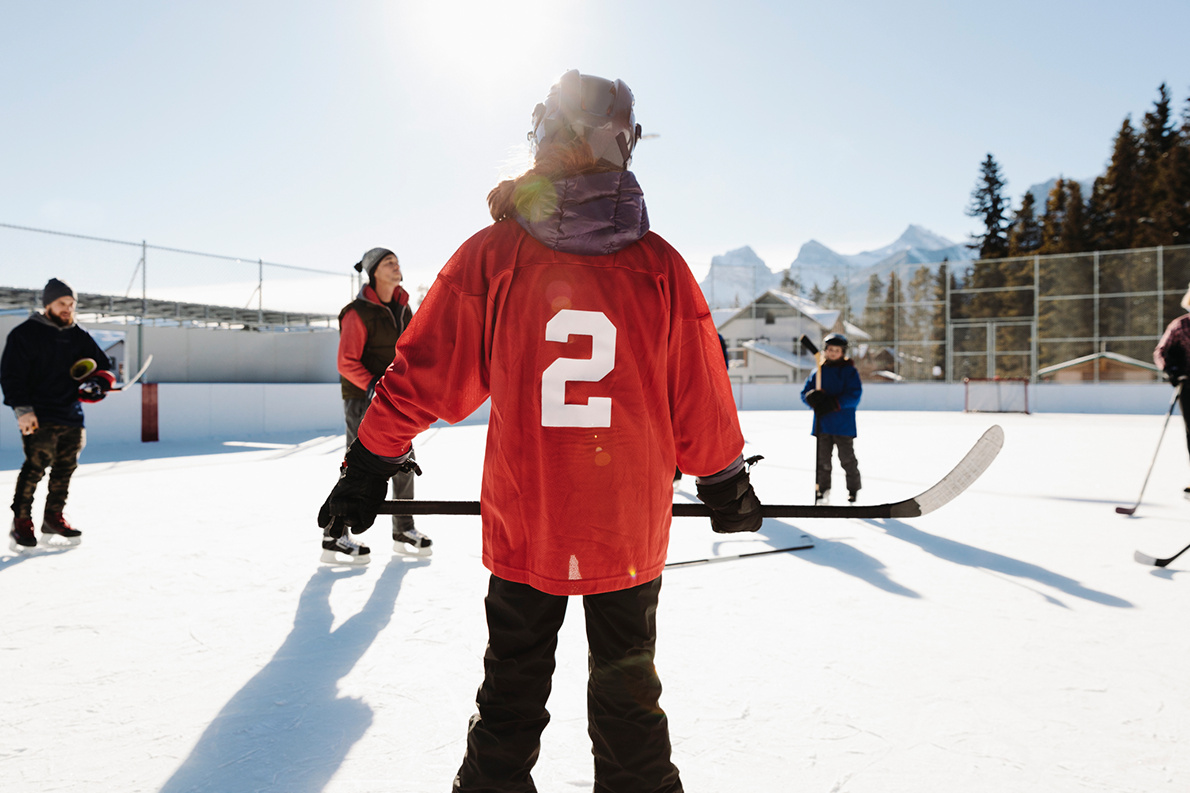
[359,219,744,595]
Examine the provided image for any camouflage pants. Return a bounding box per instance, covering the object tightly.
[13,423,86,519]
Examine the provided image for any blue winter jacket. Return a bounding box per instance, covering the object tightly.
[800,359,862,437]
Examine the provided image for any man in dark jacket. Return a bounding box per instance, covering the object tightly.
[334,248,431,559]
[2,278,116,550]
[801,333,863,505]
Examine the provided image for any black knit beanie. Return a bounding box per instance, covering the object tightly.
[42,278,76,307]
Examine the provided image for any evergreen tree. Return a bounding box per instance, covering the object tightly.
[1038,179,1068,254]
[1063,180,1089,253]
[1094,117,1142,249]
[1150,93,1190,245]
[1135,84,1176,246]
[1007,191,1042,256]
[808,283,826,305]
[862,273,889,343]
[966,154,1011,259]
[824,275,852,322]
[780,268,804,296]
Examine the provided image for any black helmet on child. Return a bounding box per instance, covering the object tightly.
[529,69,642,170]
[823,333,849,349]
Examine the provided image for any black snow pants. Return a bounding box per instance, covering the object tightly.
[453,575,683,793]
[343,397,415,535]
[12,423,85,519]
[1179,385,1190,465]
[815,432,861,495]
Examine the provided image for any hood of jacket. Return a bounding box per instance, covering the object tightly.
[31,310,74,331]
[515,171,649,255]
[355,283,409,307]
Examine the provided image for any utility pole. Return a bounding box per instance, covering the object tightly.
[138,240,146,373]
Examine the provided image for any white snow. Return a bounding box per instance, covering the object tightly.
[2,410,1188,792]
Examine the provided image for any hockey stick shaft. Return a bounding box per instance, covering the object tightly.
[665,542,814,568]
[1116,382,1182,515]
[370,425,1003,520]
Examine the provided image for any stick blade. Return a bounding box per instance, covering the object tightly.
[1115,506,1138,515]
[1133,550,1160,566]
[911,425,1004,517]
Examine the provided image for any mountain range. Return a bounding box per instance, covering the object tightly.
[699,224,970,312]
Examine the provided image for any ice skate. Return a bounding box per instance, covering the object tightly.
[393,527,433,557]
[1183,486,1190,501]
[848,490,858,503]
[9,518,36,552]
[40,512,81,547]
[321,533,371,565]
[814,489,831,506]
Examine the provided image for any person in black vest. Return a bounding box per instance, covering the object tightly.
[336,248,432,557]
[2,278,116,551]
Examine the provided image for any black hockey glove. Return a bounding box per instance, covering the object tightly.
[805,390,840,415]
[317,441,422,535]
[696,467,763,534]
[78,371,116,403]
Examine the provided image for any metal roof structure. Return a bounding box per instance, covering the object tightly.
[0,286,336,331]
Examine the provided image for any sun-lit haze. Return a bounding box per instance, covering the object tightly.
[2,1,1189,313]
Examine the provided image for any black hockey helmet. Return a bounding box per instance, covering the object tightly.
[823,333,849,349]
[529,69,642,170]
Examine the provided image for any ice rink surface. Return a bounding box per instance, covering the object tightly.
[2,409,1189,793]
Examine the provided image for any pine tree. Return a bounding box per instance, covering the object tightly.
[1063,180,1088,253]
[1136,84,1177,247]
[862,273,888,343]
[824,275,852,322]
[1150,93,1190,245]
[1007,192,1042,256]
[780,268,804,296]
[966,154,1011,259]
[1095,117,1142,249]
[808,283,825,305]
[1038,179,1068,254]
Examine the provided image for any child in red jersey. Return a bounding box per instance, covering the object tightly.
[319,70,761,793]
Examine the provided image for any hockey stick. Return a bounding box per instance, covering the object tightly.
[110,354,154,392]
[372,425,1004,520]
[665,541,815,569]
[1115,381,1182,516]
[1133,540,1190,568]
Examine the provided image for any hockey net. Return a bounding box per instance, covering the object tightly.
[964,378,1029,414]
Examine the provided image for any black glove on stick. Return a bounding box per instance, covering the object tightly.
[696,465,763,534]
[317,441,421,535]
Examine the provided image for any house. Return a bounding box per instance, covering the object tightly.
[716,289,870,384]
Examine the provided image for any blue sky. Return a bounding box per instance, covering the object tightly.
[2,0,1188,312]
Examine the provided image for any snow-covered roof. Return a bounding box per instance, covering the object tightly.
[718,289,840,330]
[1036,350,1160,375]
[843,321,871,341]
[741,340,817,370]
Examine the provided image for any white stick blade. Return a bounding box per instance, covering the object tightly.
[913,425,1005,517]
[1133,550,1159,566]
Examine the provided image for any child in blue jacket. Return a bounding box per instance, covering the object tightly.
[800,333,862,505]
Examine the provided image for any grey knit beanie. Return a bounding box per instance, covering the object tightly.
[42,278,76,307]
[354,248,396,280]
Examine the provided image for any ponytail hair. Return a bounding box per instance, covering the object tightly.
[487,139,619,223]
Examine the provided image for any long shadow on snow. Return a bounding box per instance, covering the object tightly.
[702,518,922,598]
[0,544,78,572]
[865,518,1132,608]
[158,556,430,793]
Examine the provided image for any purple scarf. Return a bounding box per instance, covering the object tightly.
[515,171,650,255]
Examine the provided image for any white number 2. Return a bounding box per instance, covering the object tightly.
[541,309,617,428]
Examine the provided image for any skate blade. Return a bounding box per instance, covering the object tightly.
[39,534,81,547]
[9,539,37,553]
[320,549,371,566]
[393,540,432,558]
